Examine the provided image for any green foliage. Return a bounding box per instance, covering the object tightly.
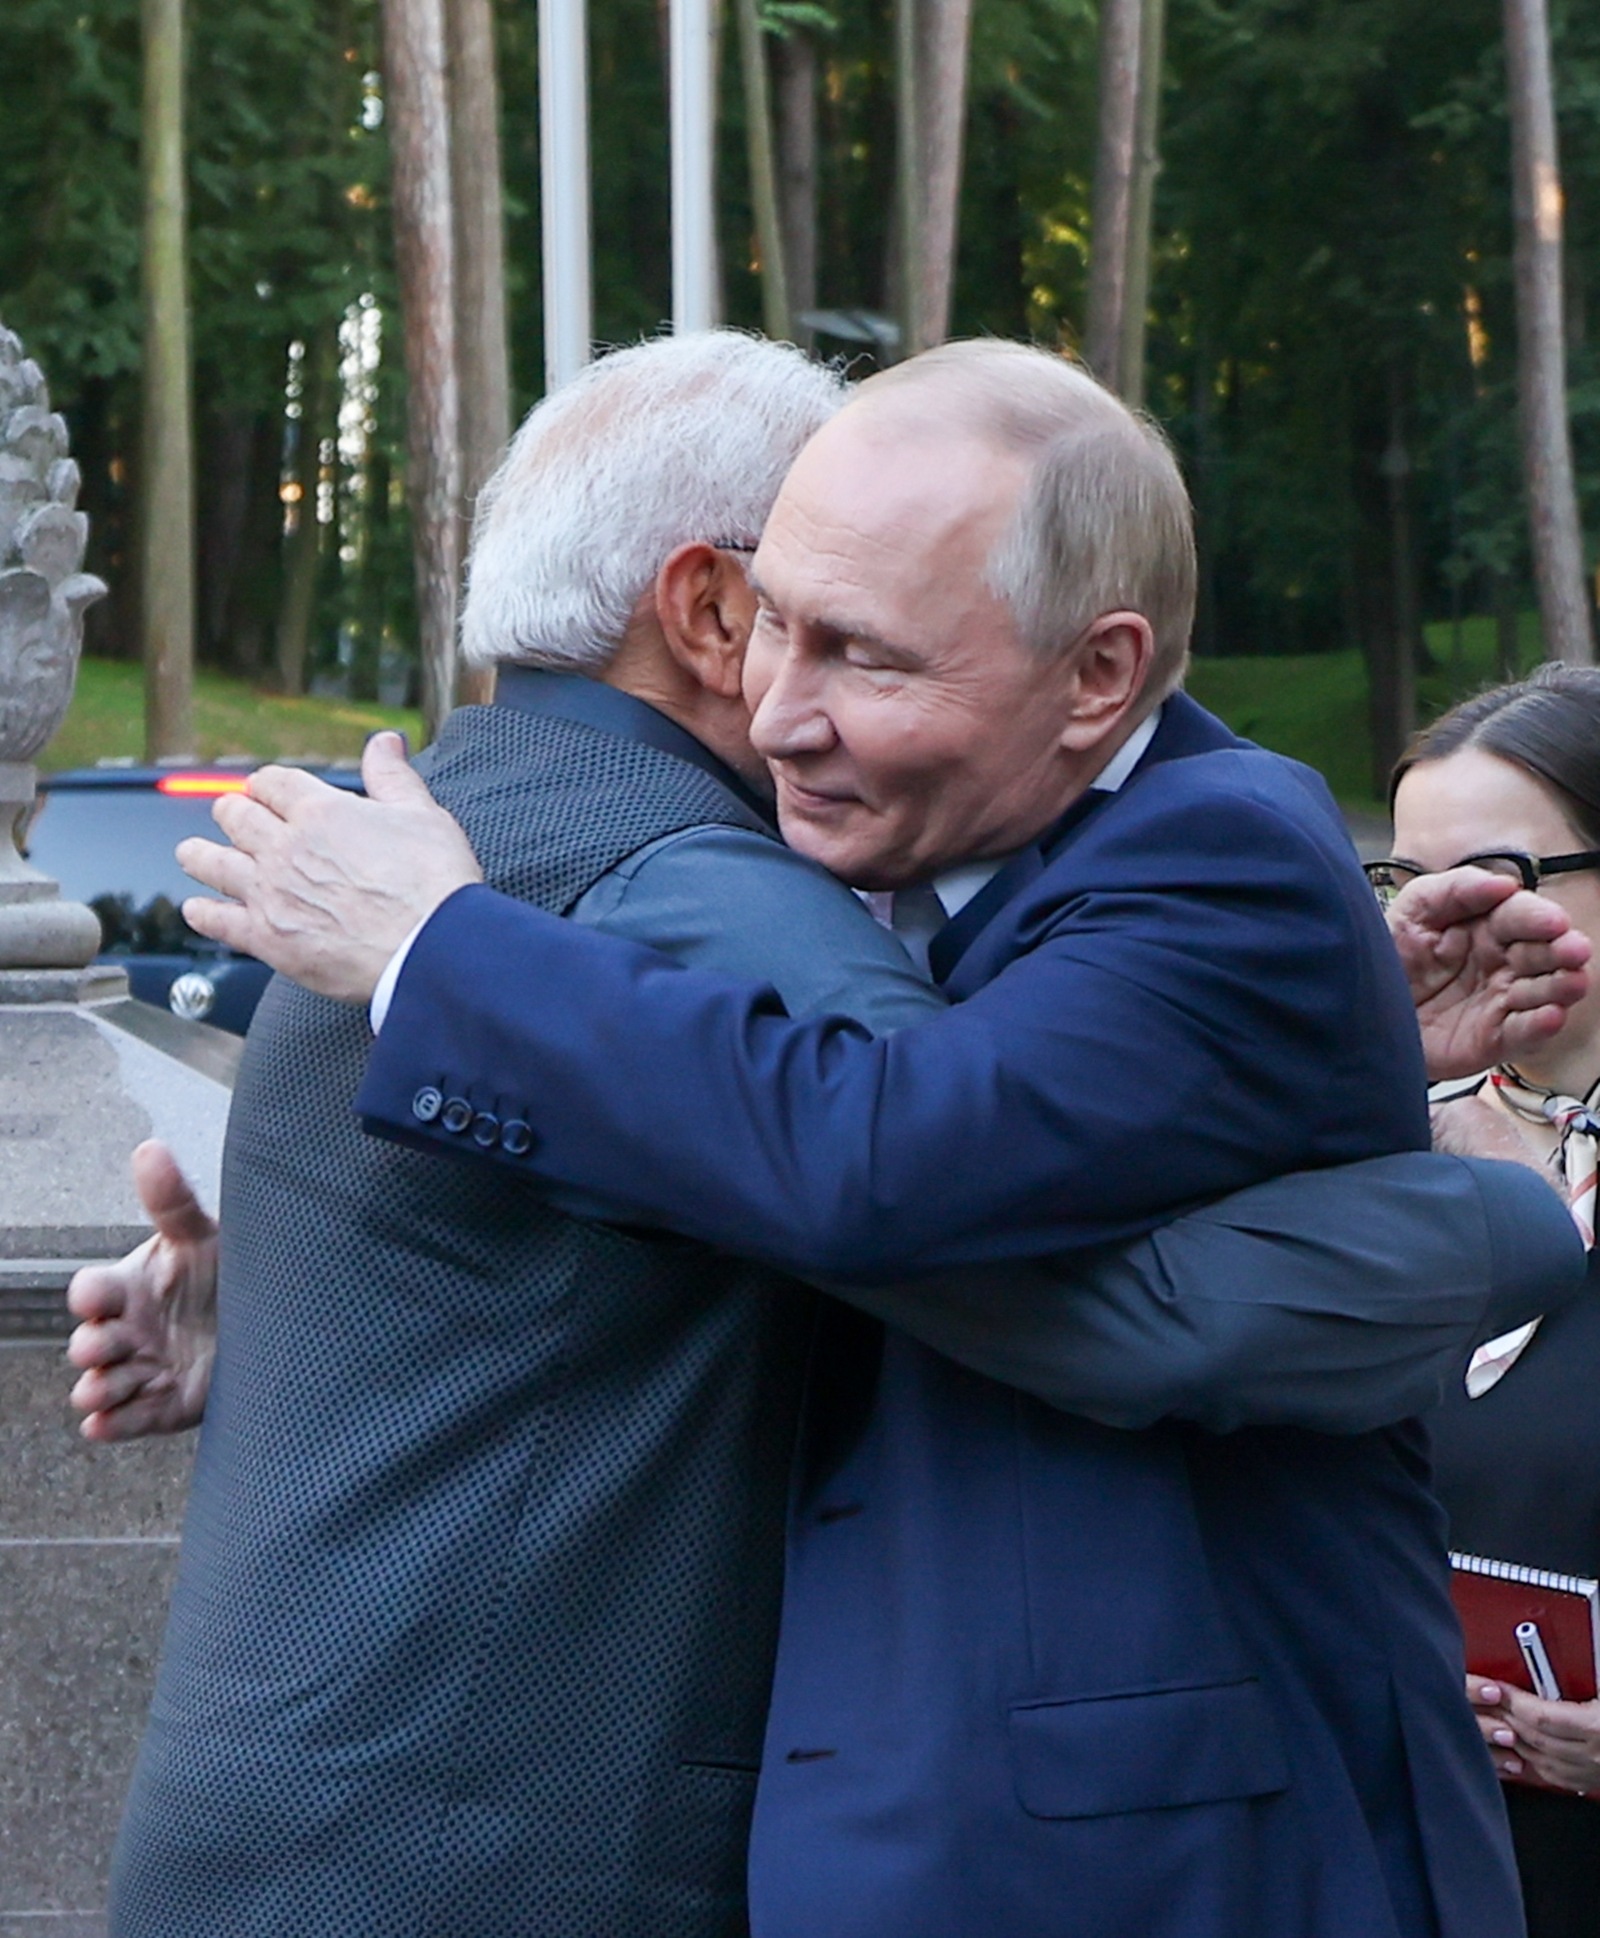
[759,1,840,41]
[0,0,142,380]
[1146,0,1599,655]
[2,0,1595,711]
[1,0,387,392]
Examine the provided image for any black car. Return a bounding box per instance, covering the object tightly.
[24,762,364,1034]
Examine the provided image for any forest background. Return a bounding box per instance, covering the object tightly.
[3,0,1598,804]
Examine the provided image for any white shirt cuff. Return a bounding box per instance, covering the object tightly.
[369,916,431,1034]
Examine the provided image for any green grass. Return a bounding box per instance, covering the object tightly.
[1187,611,1548,814]
[39,657,423,772]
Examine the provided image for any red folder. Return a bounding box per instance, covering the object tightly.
[1451,1552,1600,1793]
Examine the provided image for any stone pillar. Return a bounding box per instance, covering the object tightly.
[0,323,235,1935]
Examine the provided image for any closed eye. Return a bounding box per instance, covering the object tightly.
[838,632,922,673]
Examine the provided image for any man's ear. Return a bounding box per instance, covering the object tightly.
[1057,612,1155,752]
[654,542,758,701]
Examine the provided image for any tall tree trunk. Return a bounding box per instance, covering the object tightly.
[139,0,196,758]
[1504,0,1594,663]
[736,0,791,342]
[891,0,919,355]
[914,0,973,350]
[196,404,255,667]
[223,412,285,680]
[383,0,461,742]
[895,0,974,354]
[1382,366,1423,697]
[1083,0,1141,386]
[274,332,334,696]
[1189,333,1217,656]
[446,0,508,706]
[1117,0,1165,407]
[772,33,817,345]
[75,374,137,661]
[1359,460,1415,794]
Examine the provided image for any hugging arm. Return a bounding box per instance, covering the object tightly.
[357,780,1421,1278]
[130,778,1585,1441]
[846,1153,1582,1434]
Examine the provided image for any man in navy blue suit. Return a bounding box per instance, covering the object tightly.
[181,340,1591,1936]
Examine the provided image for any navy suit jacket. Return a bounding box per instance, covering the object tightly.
[358,694,1579,1936]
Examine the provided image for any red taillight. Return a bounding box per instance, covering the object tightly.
[155,773,251,798]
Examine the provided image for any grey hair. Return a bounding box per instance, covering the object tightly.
[461,330,848,671]
[861,340,1196,699]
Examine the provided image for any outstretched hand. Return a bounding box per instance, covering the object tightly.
[67,1141,219,1441]
[1388,867,1591,1081]
[177,732,484,1004]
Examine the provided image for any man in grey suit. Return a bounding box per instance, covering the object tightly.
[80,332,1582,1935]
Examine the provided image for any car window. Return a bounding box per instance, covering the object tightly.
[25,789,224,907]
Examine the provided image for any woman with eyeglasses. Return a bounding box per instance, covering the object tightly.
[1373,662,1600,1938]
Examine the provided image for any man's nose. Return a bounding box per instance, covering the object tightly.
[749,650,837,761]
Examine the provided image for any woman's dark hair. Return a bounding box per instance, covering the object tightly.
[1390,662,1600,849]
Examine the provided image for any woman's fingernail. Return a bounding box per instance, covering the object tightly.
[1502,1758,1523,1777]
[1479,1684,1503,1704]
[1492,1728,1517,1747]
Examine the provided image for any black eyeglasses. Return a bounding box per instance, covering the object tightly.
[1363,848,1600,908]
[709,539,757,554]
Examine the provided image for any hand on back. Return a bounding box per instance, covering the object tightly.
[178,732,484,1005]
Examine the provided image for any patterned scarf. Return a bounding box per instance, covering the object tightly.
[1463,1066,1600,1397]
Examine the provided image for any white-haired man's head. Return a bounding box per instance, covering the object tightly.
[859,339,1196,702]
[460,330,847,672]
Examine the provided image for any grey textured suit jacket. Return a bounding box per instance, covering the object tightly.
[109,695,861,1938]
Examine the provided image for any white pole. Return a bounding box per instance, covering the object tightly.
[670,0,717,329]
[539,0,592,389]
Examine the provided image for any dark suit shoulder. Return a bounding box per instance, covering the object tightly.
[1107,741,1350,862]
[1018,744,1368,942]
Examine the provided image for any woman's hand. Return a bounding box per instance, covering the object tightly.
[1469,1674,1600,1794]
[1390,869,1590,1080]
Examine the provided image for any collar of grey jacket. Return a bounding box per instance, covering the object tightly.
[494,664,776,825]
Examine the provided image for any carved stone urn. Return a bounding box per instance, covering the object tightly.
[0,321,111,979]
[0,318,236,1303]
[0,326,237,1925]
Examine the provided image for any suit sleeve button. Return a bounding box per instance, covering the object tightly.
[412,1086,444,1124]
[500,1119,533,1157]
[440,1097,474,1135]
[471,1111,501,1148]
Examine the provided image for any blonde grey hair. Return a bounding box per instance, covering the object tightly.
[860,339,1196,699]
[460,330,848,671]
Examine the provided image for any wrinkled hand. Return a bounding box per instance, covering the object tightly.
[177,732,484,1004]
[66,1141,218,1441]
[1389,868,1591,1081]
[1470,1674,1600,1794]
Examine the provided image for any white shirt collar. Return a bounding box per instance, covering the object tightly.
[928,702,1163,917]
[1090,704,1161,796]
